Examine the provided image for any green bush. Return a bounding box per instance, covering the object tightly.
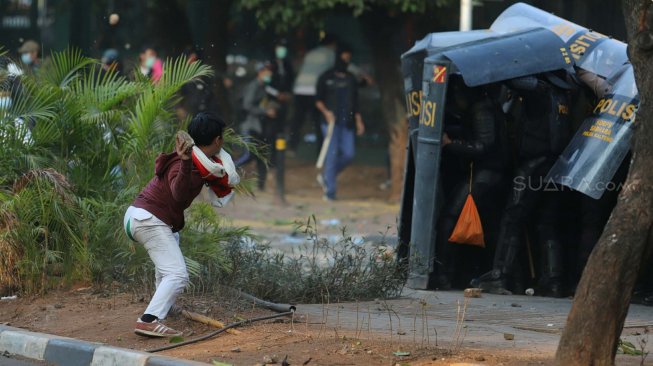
[220,216,407,303]
[0,47,406,302]
[0,47,253,295]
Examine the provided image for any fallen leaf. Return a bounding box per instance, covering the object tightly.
[169,336,184,344]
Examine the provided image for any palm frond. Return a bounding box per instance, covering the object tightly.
[38,48,96,89]
[13,168,73,197]
[73,67,140,125]
[1,77,57,124]
[156,56,213,99]
[124,88,171,153]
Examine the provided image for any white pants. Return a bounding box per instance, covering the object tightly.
[124,206,188,320]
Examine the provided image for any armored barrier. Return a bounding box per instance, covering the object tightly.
[406,59,450,289]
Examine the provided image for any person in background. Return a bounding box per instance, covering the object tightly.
[315,44,365,201]
[139,45,163,83]
[270,38,294,127]
[176,46,221,121]
[288,34,338,154]
[235,62,279,191]
[101,48,121,74]
[18,40,41,73]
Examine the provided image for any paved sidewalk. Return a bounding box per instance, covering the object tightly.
[298,289,653,356]
[0,324,209,366]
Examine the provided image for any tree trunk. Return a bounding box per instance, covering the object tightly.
[205,0,234,120]
[555,1,653,364]
[362,10,406,202]
[148,0,193,55]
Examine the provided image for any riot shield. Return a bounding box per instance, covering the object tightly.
[546,65,638,199]
[407,58,450,290]
[397,48,427,260]
[491,2,587,43]
[398,32,497,260]
[443,28,573,87]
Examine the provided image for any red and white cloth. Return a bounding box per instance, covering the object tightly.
[191,147,240,207]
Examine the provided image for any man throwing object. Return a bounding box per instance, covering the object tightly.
[123,113,233,337]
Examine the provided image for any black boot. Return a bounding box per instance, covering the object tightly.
[643,294,653,306]
[470,269,511,295]
[475,234,522,295]
[539,239,564,298]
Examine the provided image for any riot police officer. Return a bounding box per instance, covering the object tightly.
[472,73,573,297]
[434,77,506,289]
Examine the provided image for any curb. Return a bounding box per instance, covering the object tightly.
[0,324,209,366]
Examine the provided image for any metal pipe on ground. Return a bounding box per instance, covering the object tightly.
[146,311,294,353]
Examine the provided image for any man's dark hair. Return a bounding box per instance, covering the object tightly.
[188,112,226,146]
[320,34,338,46]
[140,44,157,54]
[182,45,201,59]
[337,42,353,56]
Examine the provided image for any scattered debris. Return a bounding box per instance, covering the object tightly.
[393,351,411,357]
[230,347,241,353]
[182,310,241,335]
[351,235,365,245]
[464,288,482,298]
[319,218,341,227]
[302,358,312,365]
[0,296,17,301]
[212,361,233,366]
[510,303,522,308]
[503,333,515,340]
[263,354,279,364]
[618,339,645,356]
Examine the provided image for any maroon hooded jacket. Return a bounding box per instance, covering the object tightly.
[132,152,205,232]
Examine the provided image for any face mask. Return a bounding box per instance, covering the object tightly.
[262,75,272,84]
[275,46,287,59]
[0,97,12,109]
[335,58,349,72]
[21,53,32,65]
[145,56,156,68]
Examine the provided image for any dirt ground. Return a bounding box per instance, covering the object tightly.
[0,290,557,366]
[2,160,652,365]
[2,290,651,365]
[229,158,398,232]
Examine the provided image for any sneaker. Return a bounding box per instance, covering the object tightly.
[134,318,183,338]
[316,173,327,193]
[322,194,336,202]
